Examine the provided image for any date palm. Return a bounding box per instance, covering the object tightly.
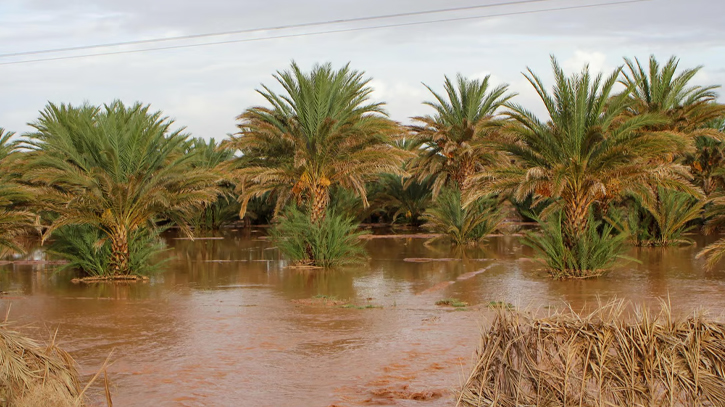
[470,57,694,248]
[227,62,408,223]
[23,101,219,275]
[409,74,515,195]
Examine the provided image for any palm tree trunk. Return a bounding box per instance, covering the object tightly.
[457,158,476,193]
[563,193,590,248]
[310,184,329,224]
[110,228,130,275]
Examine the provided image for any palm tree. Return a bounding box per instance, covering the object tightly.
[0,129,35,255]
[409,74,515,195]
[227,62,408,223]
[621,55,725,141]
[469,57,694,273]
[23,101,219,275]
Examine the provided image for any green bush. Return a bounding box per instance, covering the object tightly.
[523,212,632,279]
[422,188,503,245]
[369,174,433,226]
[614,188,705,247]
[270,206,367,267]
[49,225,168,277]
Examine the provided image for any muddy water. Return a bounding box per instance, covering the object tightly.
[2,230,725,406]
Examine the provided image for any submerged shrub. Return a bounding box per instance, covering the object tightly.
[422,188,503,245]
[49,225,167,277]
[523,212,631,279]
[270,206,367,267]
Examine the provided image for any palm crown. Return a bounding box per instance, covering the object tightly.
[621,55,725,138]
[409,74,515,194]
[228,62,408,223]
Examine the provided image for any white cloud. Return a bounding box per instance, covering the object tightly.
[1,0,723,139]
[562,50,609,75]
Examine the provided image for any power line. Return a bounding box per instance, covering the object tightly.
[0,0,566,59]
[0,0,649,67]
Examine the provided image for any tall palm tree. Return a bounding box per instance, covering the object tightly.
[470,57,695,247]
[23,101,220,275]
[227,62,408,223]
[409,74,515,195]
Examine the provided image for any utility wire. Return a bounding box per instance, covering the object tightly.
[0,0,649,66]
[0,0,567,59]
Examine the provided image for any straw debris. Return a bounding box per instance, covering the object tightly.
[0,323,81,407]
[458,300,725,407]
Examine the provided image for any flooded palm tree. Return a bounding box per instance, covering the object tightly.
[470,58,694,277]
[409,74,515,195]
[228,62,408,224]
[23,101,219,275]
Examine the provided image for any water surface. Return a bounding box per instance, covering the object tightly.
[2,230,724,406]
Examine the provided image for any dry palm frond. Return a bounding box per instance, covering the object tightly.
[458,299,725,407]
[0,323,81,407]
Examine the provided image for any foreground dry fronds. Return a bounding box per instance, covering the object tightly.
[458,300,725,407]
[0,323,81,406]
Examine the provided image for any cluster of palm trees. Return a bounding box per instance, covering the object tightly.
[0,55,723,278]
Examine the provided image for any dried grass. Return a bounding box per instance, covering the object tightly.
[0,324,81,407]
[458,299,725,407]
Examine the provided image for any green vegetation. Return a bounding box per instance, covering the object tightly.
[187,138,240,231]
[49,225,167,277]
[435,298,468,308]
[487,301,514,309]
[422,188,503,245]
[369,174,432,226]
[227,62,408,223]
[470,57,693,277]
[616,188,705,246]
[523,212,631,279]
[0,129,35,256]
[23,101,219,276]
[270,206,367,267]
[409,74,514,195]
[2,55,725,276]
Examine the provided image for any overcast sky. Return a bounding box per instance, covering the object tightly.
[1,0,723,140]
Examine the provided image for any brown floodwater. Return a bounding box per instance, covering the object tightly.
[2,229,725,406]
